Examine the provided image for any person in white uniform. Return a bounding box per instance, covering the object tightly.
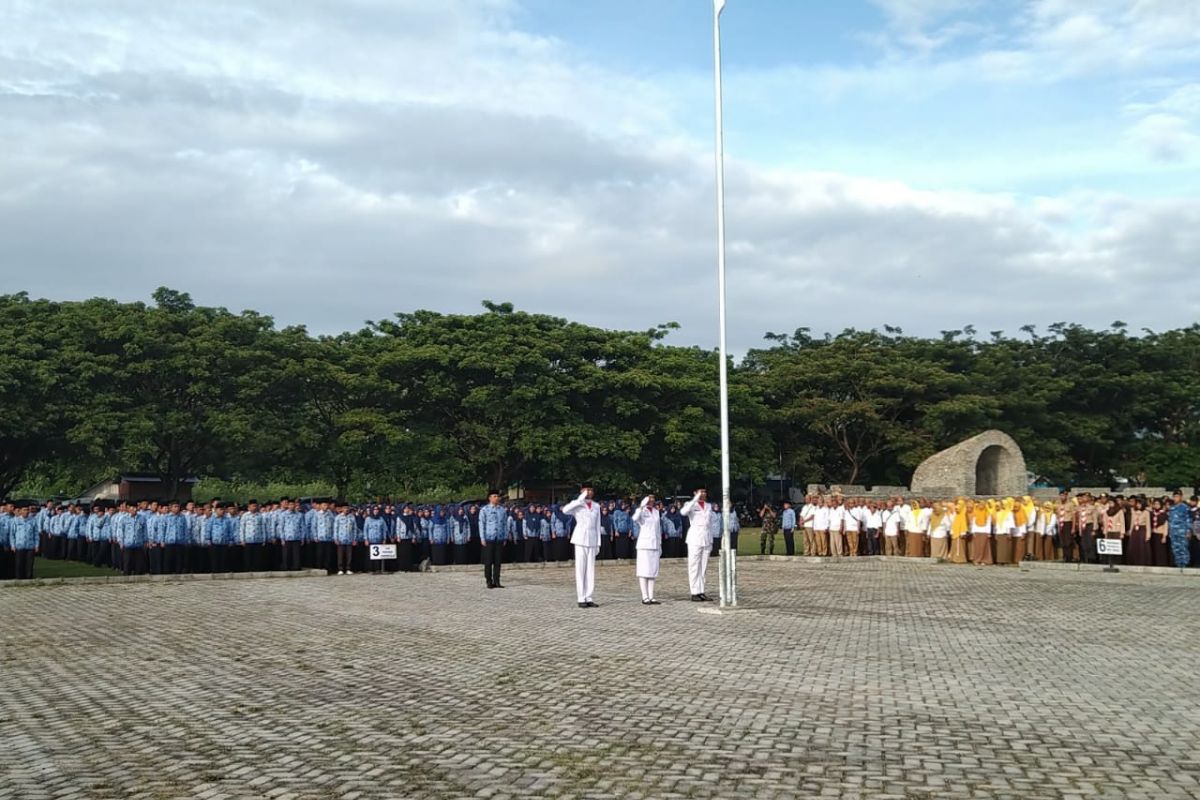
[679,487,714,602]
[562,482,602,608]
[631,494,662,604]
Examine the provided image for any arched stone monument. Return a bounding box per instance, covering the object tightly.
[910,430,1027,497]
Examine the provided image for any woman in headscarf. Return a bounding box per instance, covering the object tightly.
[993,498,1015,564]
[949,498,969,564]
[450,504,470,565]
[522,505,542,563]
[1012,497,1030,563]
[1149,498,1170,567]
[1036,501,1057,561]
[928,501,951,560]
[397,504,418,572]
[551,504,572,562]
[970,500,993,565]
[430,505,451,566]
[1102,497,1126,563]
[363,506,389,574]
[1128,497,1151,567]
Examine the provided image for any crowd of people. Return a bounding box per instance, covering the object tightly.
[0,491,739,582]
[3,487,1198,584]
[759,491,1200,568]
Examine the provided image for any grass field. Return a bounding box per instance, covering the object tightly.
[32,560,121,579]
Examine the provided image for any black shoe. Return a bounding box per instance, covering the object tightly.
[586,601,598,608]
[642,599,652,605]
[578,602,588,608]
[648,599,661,605]
[698,594,711,601]
[486,583,495,589]
[494,584,505,589]
[691,595,701,602]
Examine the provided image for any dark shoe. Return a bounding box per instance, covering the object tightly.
[642,599,652,605]
[486,583,495,589]
[648,599,661,605]
[578,602,588,608]
[586,601,598,608]
[698,594,711,601]
[691,595,701,602]
[494,584,505,589]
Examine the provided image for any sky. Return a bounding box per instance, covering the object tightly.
[2,0,1198,351]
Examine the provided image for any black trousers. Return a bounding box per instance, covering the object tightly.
[614,534,633,559]
[0,550,12,580]
[1079,524,1097,564]
[315,541,335,574]
[866,529,880,556]
[431,543,449,566]
[396,540,415,572]
[552,537,570,561]
[163,544,185,574]
[336,544,352,572]
[122,547,146,576]
[482,541,503,586]
[523,538,541,563]
[599,535,613,560]
[244,543,267,572]
[13,550,35,579]
[210,544,228,573]
[453,543,469,565]
[783,530,795,556]
[1060,522,1076,562]
[148,546,163,574]
[283,540,302,571]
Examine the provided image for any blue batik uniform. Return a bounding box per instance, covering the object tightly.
[524,514,542,542]
[0,511,12,549]
[551,511,570,539]
[479,505,507,543]
[239,512,268,545]
[64,513,83,542]
[612,509,631,535]
[781,508,796,531]
[204,515,234,546]
[11,516,39,550]
[661,514,678,539]
[310,510,335,543]
[450,512,470,545]
[122,512,148,548]
[333,513,358,545]
[161,513,189,546]
[430,510,450,545]
[1168,502,1193,567]
[418,515,432,544]
[280,511,306,542]
[363,515,388,544]
[189,513,206,546]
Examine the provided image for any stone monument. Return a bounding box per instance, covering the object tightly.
[910,430,1027,497]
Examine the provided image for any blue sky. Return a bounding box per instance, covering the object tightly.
[0,0,1197,348]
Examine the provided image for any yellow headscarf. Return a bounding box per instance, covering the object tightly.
[951,498,968,538]
[973,502,991,527]
[1021,495,1036,521]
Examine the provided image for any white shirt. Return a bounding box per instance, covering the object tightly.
[865,509,883,530]
[813,506,831,532]
[930,513,952,539]
[906,507,931,535]
[843,508,860,532]
[679,497,715,548]
[828,506,845,532]
[632,503,661,551]
[800,504,816,527]
[562,495,603,548]
[882,509,903,537]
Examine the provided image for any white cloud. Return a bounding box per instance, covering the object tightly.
[0,0,1197,353]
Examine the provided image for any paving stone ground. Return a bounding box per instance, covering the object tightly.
[2,559,1199,799]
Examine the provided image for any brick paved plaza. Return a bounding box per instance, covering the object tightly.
[2,559,1199,799]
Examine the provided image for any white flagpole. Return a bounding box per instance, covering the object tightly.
[713,0,736,608]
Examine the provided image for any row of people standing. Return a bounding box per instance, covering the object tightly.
[755,491,1199,567]
[0,494,742,580]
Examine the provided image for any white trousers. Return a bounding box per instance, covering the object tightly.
[574,545,598,602]
[687,542,710,595]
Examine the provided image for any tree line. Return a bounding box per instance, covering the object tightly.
[2,288,1196,500]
